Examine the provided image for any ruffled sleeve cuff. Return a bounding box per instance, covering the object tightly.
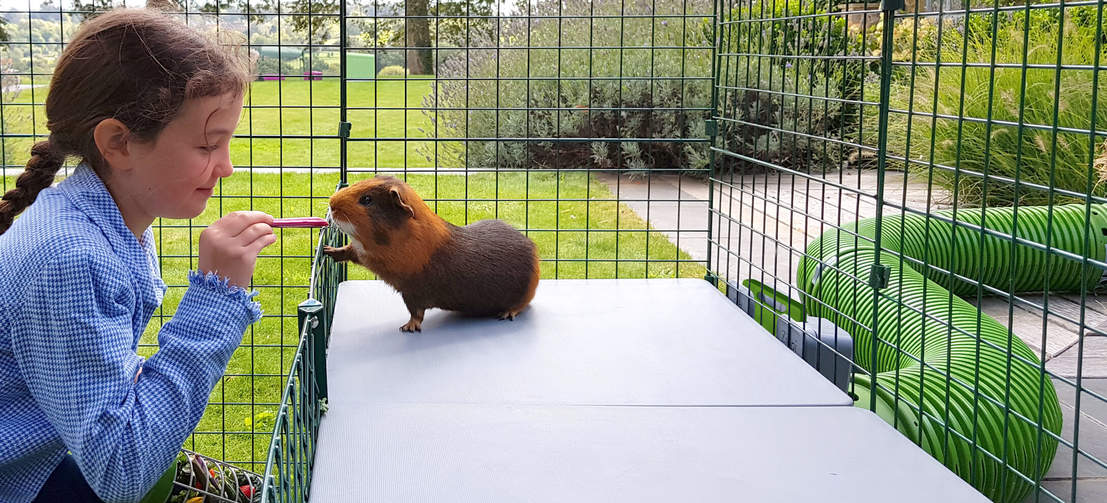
[186,270,264,325]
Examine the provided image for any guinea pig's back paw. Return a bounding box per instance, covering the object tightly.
[400,318,423,333]
[497,309,519,321]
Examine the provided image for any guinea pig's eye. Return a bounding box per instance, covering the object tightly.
[358,194,373,206]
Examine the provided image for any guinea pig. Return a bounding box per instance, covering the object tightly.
[324,175,540,332]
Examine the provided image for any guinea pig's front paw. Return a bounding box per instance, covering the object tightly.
[322,245,354,263]
[400,319,422,333]
[497,310,520,321]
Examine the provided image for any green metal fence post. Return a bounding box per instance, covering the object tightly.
[704,0,722,286]
[705,115,719,286]
[298,299,327,402]
[868,0,902,412]
[338,0,348,188]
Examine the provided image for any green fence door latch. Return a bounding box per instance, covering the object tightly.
[869,264,891,290]
[338,121,352,138]
[705,119,717,138]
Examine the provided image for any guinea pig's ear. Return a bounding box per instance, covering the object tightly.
[390,187,416,219]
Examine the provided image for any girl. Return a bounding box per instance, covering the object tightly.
[0,8,275,502]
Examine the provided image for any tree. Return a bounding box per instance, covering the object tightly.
[146,0,179,11]
[72,0,114,21]
[197,0,272,32]
[377,0,494,74]
[431,0,495,47]
[197,0,337,45]
[405,0,430,74]
[288,0,340,45]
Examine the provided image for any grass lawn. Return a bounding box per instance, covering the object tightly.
[1,79,705,472]
[231,77,463,170]
[2,76,454,171]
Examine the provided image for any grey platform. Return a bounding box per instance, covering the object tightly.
[312,278,986,501]
[323,278,851,407]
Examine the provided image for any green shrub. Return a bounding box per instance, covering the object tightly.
[377,64,409,77]
[714,0,878,172]
[883,7,1107,206]
[424,0,715,172]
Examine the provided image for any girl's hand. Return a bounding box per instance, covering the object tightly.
[197,211,277,288]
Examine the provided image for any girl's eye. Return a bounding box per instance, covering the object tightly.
[200,145,218,152]
[359,194,373,206]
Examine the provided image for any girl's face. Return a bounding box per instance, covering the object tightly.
[109,92,244,235]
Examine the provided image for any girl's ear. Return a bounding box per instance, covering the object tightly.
[92,118,132,171]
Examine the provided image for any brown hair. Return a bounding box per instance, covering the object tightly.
[0,7,253,234]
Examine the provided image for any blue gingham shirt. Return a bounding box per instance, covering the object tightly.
[0,164,263,502]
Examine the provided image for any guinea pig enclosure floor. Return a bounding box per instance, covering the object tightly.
[309,278,986,502]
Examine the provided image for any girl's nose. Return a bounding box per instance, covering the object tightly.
[214,148,234,178]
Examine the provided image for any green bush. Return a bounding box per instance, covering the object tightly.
[883,7,1107,206]
[424,0,715,172]
[714,0,878,172]
[377,64,409,77]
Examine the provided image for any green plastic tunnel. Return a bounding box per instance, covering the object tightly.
[786,204,1107,502]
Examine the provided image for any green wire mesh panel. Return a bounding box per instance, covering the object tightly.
[343,0,714,281]
[0,0,342,475]
[258,223,341,503]
[709,0,1107,501]
[1,0,717,496]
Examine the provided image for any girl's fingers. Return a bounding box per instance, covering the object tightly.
[233,221,275,244]
[246,233,278,255]
[232,210,274,223]
[220,211,274,236]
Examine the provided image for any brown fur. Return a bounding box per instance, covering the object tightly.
[325,176,540,332]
